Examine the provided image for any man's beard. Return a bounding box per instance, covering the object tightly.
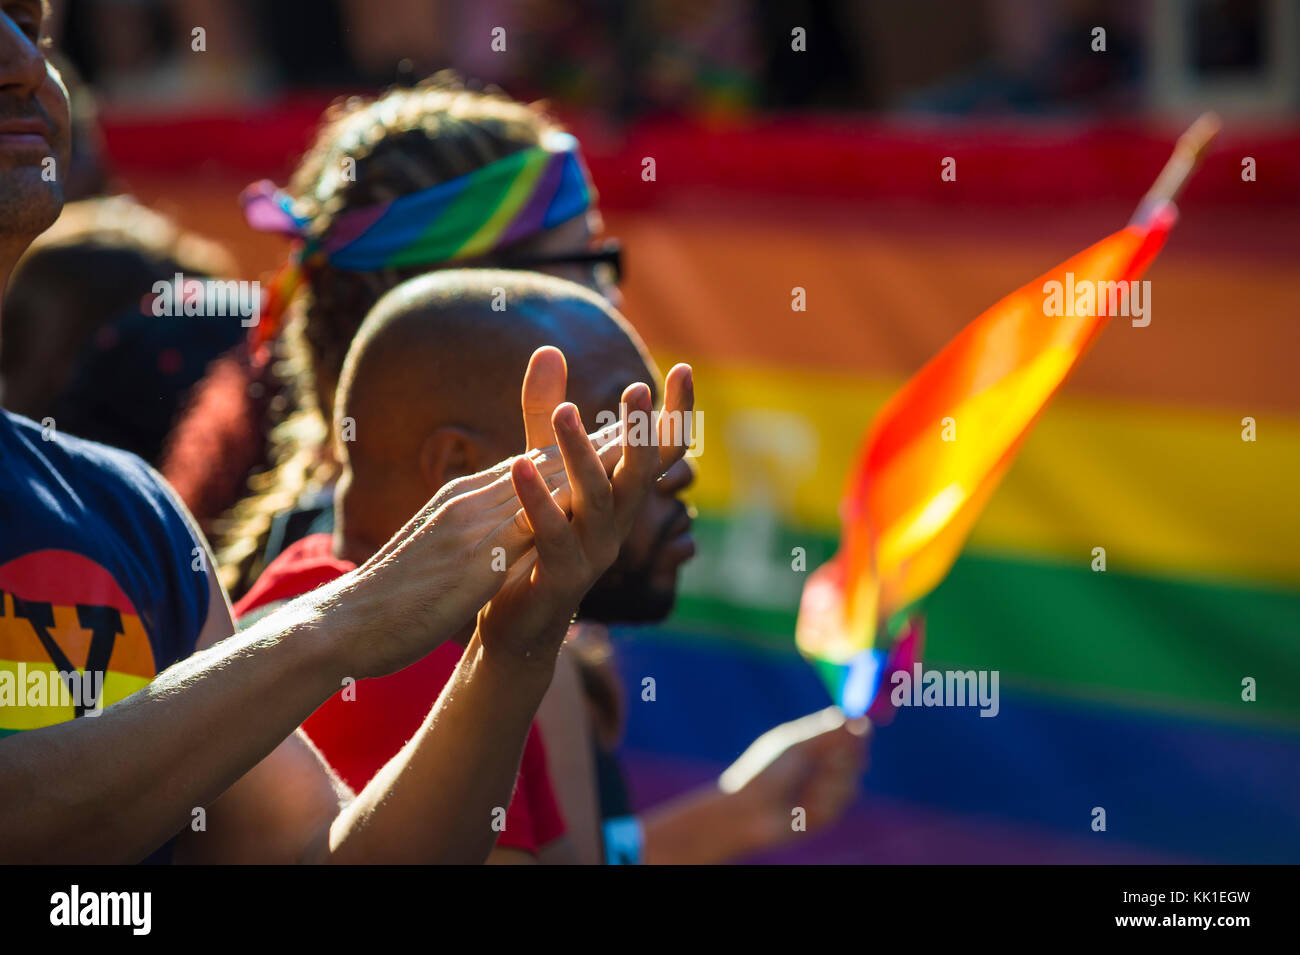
[577,507,685,624]
[577,558,677,624]
[0,98,65,240]
[0,170,63,242]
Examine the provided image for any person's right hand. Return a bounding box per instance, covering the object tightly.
[716,707,871,848]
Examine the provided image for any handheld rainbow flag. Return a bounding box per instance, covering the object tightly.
[797,115,1221,720]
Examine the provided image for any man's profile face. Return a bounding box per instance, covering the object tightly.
[337,298,695,625]
[570,354,696,626]
[0,1,71,244]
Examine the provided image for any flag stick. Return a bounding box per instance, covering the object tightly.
[1131,112,1221,225]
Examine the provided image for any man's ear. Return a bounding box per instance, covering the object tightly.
[417,426,488,494]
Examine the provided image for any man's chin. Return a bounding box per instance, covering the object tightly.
[0,171,63,238]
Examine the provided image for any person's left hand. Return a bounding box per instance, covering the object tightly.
[476,348,694,674]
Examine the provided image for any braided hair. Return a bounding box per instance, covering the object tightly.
[212,73,566,596]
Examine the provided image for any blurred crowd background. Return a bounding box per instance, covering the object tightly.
[48,0,1293,117]
[16,0,1299,863]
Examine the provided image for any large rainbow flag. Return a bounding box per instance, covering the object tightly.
[110,107,1300,863]
[597,121,1298,864]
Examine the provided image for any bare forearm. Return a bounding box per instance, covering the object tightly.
[0,590,352,863]
[325,632,555,864]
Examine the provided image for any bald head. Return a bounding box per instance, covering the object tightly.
[334,269,657,560]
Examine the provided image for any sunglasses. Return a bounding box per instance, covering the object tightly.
[496,238,623,286]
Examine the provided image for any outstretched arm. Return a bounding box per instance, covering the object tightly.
[1,347,692,864]
[0,419,565,862]
[0,571,362,863]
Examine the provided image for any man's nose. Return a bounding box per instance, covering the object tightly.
[0,14,47,96]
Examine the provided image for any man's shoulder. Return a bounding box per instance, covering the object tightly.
[0,410,211,673]
[3,408,159,494]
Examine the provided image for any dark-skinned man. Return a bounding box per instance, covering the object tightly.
[233,269,868,864]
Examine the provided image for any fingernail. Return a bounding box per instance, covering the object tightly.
[846,715,873,737]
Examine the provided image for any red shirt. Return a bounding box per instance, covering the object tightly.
[234,533,566,855]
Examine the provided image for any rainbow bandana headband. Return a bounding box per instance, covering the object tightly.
[241,130,592,271]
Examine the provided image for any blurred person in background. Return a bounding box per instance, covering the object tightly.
[163,72,618,594]
[0,194,243,464]
[897,0,1144,113]
[52,0,266,103]
[160,76,629,861]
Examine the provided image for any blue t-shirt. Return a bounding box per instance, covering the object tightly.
[0,409,210,738]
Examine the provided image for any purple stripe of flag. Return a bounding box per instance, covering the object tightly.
[321,201,394,256]
[497,153,565,249]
